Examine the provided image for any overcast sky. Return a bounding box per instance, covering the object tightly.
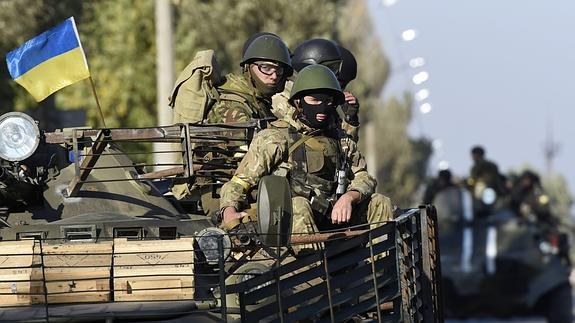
[370,0,575,198]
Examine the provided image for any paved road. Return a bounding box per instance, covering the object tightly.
[446,319,544,323]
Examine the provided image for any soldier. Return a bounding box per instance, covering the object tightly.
[175,33,292,213]
[219,65,394,249]
[272,39,361,141]
[510,170,552,221]
[423,169,456,204]
[335,45,361,141]
[206,33,292,123]
[468,145,503,194]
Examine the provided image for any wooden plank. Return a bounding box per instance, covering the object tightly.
[42,242,113,267]
[26,242,113,304]
[0,240,35,306]
[114,278,193,301]
[113,238,194,301]
[113,238,193,266]
[29,279,111,304]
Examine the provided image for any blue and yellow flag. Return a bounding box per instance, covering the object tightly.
[6,17,90,102]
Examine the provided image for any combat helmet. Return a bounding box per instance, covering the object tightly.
[289,64,345,105]
[241,33,293,76]
[291,38,342,74]
[336,45,357,88]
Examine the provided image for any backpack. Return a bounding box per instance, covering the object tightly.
[169,49,225,124]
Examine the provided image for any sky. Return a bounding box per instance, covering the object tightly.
[368,0,575,197]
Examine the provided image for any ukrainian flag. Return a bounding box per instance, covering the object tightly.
[6,17,90,102]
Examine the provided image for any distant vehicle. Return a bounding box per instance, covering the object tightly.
[0,111,443,322]
[433,181,572,322]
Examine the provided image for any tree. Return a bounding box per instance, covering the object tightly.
[58,0,157,128]
[336,0,432,207]
[173,0,338,74]
[0,0,82,113]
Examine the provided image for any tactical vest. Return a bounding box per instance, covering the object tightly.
[273,122,344,213]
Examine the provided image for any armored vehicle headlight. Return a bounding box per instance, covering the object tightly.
[0,112,40,162]
[196,227,231,265]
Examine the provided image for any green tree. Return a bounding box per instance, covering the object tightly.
[0,0,82,113]
[58,0,156,128]
[173,0,339,74]
[336,0,431,206]
[374,94,432,206]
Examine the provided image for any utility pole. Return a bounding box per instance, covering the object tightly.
[543,117,559,176]
[154,0,175,170]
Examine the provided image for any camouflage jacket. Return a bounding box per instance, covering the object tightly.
[207,72,275,123]
[271,79,360,142]
[219,116,376,211]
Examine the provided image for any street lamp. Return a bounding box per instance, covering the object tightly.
[412,71,429,85]
[401,29,417,42]
[419,102,432,114]
[415,88,430,101]
[409,57,425,68]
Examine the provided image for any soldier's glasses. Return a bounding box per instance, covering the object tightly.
[254,63,285,77]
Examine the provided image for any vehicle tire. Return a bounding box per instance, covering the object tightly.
[539,283,573,323]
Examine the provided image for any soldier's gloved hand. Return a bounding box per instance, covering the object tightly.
[340,91,359,126]
[223,207,248,225]
[331,191,361,224]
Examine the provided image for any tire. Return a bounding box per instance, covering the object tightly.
[538,283,573,323]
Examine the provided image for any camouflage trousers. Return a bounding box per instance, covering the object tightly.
[291,193,394,252]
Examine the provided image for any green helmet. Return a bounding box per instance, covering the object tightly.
[289,65,344,105]
[241,34,293,75]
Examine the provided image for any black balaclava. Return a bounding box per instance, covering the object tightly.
[298,93,337,129]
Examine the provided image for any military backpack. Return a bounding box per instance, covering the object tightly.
[169,50,225,123]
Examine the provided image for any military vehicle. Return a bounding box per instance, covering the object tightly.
[0,111,443,322]
[433,181,572,322]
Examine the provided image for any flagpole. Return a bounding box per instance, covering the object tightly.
[88,76,107,128]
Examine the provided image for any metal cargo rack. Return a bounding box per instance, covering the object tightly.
[0,206,443,322]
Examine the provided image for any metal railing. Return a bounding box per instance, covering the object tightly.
[0,207,442,322]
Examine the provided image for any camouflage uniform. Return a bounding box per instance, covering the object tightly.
[219,116,393,248]
[207,72,275,123]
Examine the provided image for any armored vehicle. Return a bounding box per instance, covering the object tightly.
[433,182,571,322]
[0,111,443,322]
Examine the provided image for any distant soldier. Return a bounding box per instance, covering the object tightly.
[206,33,293,123]
[510,170,552,222]
[423,169,456,204]
[219,65,394,251]
[468,145,503,194]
